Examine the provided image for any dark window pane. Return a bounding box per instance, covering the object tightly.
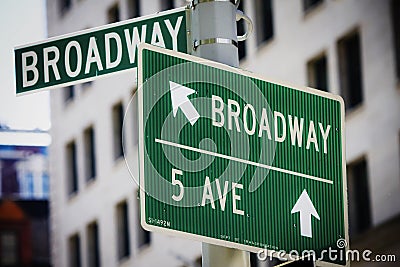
[69,234,81,267]
[255,0,274,45]
[137,190,151,248]
[82,81,93,90]
[66,141,78,195]
[108,4,120,23]
[338,30,363,109]
[117,201,130,259]
[65,85,75,102]
[84,126,96,181]
[0,231,19,266]
[347,158,371,238]
[160,0,174,11]
[112,102,124,160]
[60,0,72,15]
[128,0,141,18]
[87,222,100,267]
[307,54,328,92]
[303,0,323,12]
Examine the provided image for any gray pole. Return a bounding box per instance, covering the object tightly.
[189,0,250,266]
[190,0,239,66]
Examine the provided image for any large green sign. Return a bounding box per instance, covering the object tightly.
[138,44,348,266]
[14,8,188,95]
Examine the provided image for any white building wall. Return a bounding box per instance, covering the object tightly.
[48,1,200,267]
[48,0,400,266]
[241,0,400,226]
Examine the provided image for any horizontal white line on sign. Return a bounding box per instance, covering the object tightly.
[155,138,333,185]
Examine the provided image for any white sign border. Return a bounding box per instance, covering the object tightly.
[15,7,187,96]
[138,43,349,267]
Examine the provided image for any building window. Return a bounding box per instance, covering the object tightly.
[116,201,130,259]
[391,0,400,81]
[112,102,124,160]
[0,231,18,266]
[303,0,323,12]
[64,85,75,103]
[69,234,82,267]
[347,158,371,238]
[108,3,120,23]
[87,222,100,267]
[160,0,174,11]
[237,0,246,60]
[137,191,150,248]
[84,126,96,181]
[66,141,78,195]
[307,53,328,92]
[338,30,363,110]
[255,0,273,46]
[82,81,93,90]
[128,0,140,18]
[60,0,72,16]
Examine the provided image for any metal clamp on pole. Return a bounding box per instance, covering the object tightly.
[236,9,253,42]
[193,38,238,50]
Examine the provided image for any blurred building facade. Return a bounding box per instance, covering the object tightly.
[46,1,201,267]
[0,130,51,267]
[46,0,399,267]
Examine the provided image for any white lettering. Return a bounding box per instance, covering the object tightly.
[288,115,304,147]
[201,176,215,209]
[151,22,166,48]
[243,103,256,135]
[164,16,183,51]
[105,32,122,69]
[85,37,103,74]
[43,46,61,83]
[258,108,272,139]
[232,183,244,216]
[274,111,286,143]
[22,51,39,87]
[319,123,331,154]
[212,95,224,127]
[65,41,82,77]
[124,25,147,64]
[215,179,229,211]
[228,99,241,132]
[306,121,319,151]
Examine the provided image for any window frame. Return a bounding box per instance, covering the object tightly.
[116,200,131,260]
[66,140,79,196]
[112,102,125,161]
[337,28,364,111]
[307,52,329,92]
[84,125,97,182]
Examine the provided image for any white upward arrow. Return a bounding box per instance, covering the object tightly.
[169,81,200,125]
[291,189,320,238]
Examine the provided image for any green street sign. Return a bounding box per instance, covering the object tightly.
[138,44,348,266]
[14,7,188,95]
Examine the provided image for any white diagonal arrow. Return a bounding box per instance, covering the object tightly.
[291,189,320,238]
[169,81,200,125]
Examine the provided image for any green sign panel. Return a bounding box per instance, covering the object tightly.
[138,44,348,266]
[14,8,188,95]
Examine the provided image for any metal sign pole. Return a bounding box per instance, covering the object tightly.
[189,0,251,266]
